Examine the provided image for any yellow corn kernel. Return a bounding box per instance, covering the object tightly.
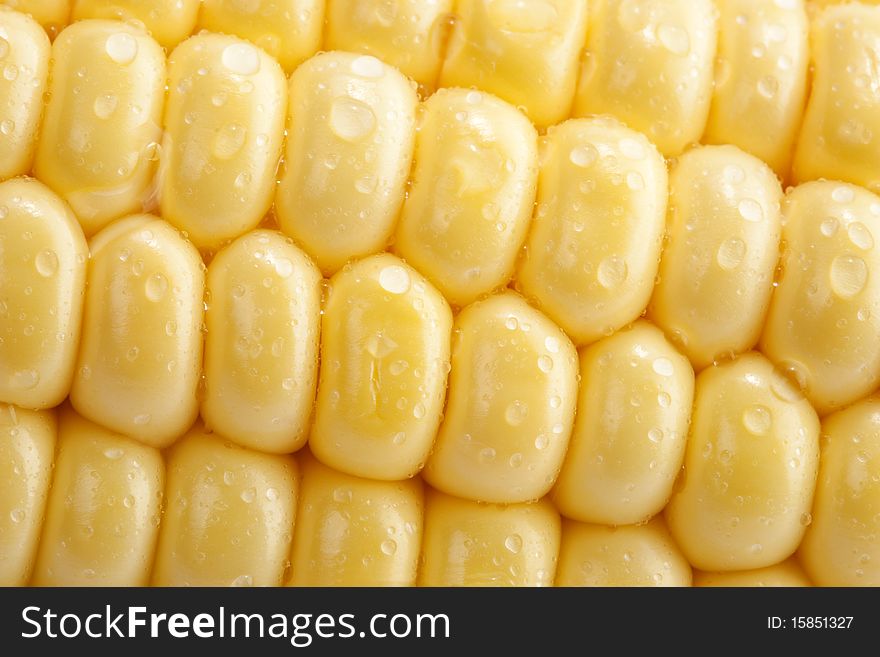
[649,145,782,370]
[418,489,559,586]
[0,404,55,586]
[1,0,69,38]
[199,1,323,73]
[0,9,49,181]
[0,179,87,410]
[288,452,422,586]
[573,0,717,156]
[516,117,667,345]
[276,51,417,275]
[694,558,812,587]
[324,0,452,89]
[152,427,298,587]
[32,407,163,586]
[704,0,809,178]
[439,0,589,127]
[33,20,165,235]
[553,321,694,526]
[70,214,203,447]
[202,230,322,454]
[555,518,692,587]
[800,396,880,586]
[71,1,200,50]
[395,88,538,307]
[424,292,577,504]
[310,254,452,480]
[760,181,880,415]
[666,352,820,571]
[793,4,880,192]
[161,34,286,251]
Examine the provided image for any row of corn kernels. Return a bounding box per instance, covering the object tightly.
[3,399,873,586]
[3,1,880,199]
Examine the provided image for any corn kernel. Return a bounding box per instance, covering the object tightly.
[153,427,298,586]
[202,230,322,454]
[424,291,577,504]
[70,214,203,447]
[418,489,559,586]
[199,1,322,73]
[666,352,820,571]
[310,254,452,480]
[1,0,69,38]
[573,0,718,156]
[793,3,880,192]
[555,517,692,587]
[276,51,417,275]
[516,117,667,345]
[439,0,589,127]
[71,0,200,50]
[33,20,165,235]
[649,145,782,370]
[800,395,880,586]
[161,34,286,251]
[553,321,694,526]
[288,452,422,586]
[694,558,812,587]
[325,0,452,89]
[0,404,55,586]
[0,179,88,410]
[760,181,880,415]
[395,87,538,307]
[704,0,809,178]
[32,406,163,586]
[0,9,49,181]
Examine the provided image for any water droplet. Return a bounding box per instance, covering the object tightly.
[509,452,523,467]
[505,316,519,331]
[212,123,247,159]
[231,574,253,587]
[626,171,645,190]
[647,428,663,443]
[504,534,523,554]
[355,175,377,194]
[0,119,14,135]
[716,238,746,271]
[743,405,772,435]
[34,250,58,277]
[105,33,138,65]
[329,97,376,142]
[537,355,553,373]
[848,222,874,250]
[281,377,294,391]
[820,217,839,237]
[392,431,406,445]
[800,512,812,527]
[479,447,496,463]
[534,434,549,450]
[222,42,260,75]
[749,543,763,555]
[832,186,855,203]
[569,144,598,168]
[122,495,135,509]
[145,272,168,302]
[266,488,278,501]
[351,55,384,78]
[12,369,38,389]
[658,24,690,55]
[830,255,868,298]
[756,75,778,99]
[505,400,528,426]
[738,198,763,222]
[93,94,118,119]
[133,413,151,425]
[103,447,124,460]
[652,358,674,377]
[379,264,410,294]
[413,403,426,419]
[597,256,628,289]
[240,487,256,503]
[9,508,24,524]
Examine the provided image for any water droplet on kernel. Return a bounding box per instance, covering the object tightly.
[830,255,868,298]
[716,238,746,271]
[379,264,410,294]
[738,198,763,222]
[351,55,384,78]
[743,405,772,435]
[848,222,874,250]
[145,272,168,302]
[504,534,523,554]
[35,250,58,277]
[105,33,138,65]
[652,358,674,376]
[222,42,260,75]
